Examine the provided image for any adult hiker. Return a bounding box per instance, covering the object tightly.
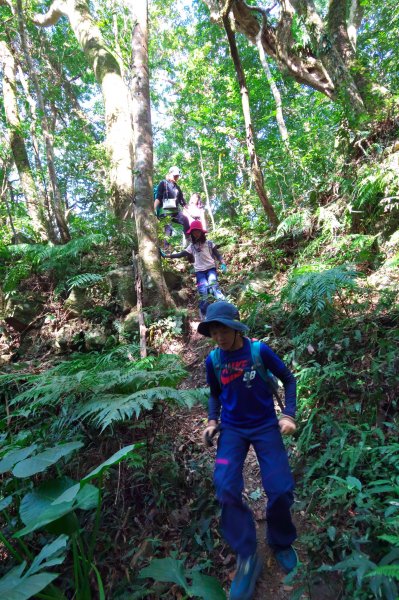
[160,221,226,318]
[154,166,186,246]
[198,301,298,600]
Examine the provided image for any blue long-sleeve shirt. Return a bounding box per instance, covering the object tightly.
[206,337,296,428]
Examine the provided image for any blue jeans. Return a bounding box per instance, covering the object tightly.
[214,423,296,558]
[195,268,225,316]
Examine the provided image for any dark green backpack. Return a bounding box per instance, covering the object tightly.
[209,339,280,398]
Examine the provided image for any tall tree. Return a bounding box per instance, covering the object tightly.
[126,0,174,307]
[223,13,278,228]
[16,0,71,242]
[0,40,49,239]
[32,0,135,221]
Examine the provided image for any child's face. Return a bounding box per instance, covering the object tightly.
[192,230,202,240]
[209,324,241,351]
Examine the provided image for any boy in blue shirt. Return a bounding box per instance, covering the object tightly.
[198,302,298,600]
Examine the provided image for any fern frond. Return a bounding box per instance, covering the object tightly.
[282,265,359,317]
[67,273,104,290]
[379,535,399,546]
[74,386,204,431]
[1,235,106,294]
[35,234,106,271]
[317,206,343,235]
[369,565,399,580]
[7,349,194,431]
[274,210,312,239]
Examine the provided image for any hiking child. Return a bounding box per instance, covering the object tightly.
[154,166,186,246]
[160,221,227,318]
[197,301,298,600]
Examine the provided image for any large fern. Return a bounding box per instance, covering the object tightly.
[6,348,206,431]
[274,209,313,239]
[76,386,206,431]
[1,234,106,293]
[281,264,359,317]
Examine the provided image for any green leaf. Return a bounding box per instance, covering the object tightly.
[189,571,227,600]
[12,442,83,478]
[0,495,13,511]
[327,526,336,541]
[248,488,262,501]
[52,484,80,506]
[346,476,362,491]
[0,445,38,474]
[26,535,68,576]
[52,444,142,506]
[139,557,188,590]
[81,444,142,483]
[16,477,99,538]
[0,562,58,600]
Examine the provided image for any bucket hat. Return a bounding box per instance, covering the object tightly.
[197,301,249,337]
[186,221,207,235]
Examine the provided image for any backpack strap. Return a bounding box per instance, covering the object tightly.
[210,339,280,398]
[209,240,221,259]
[209,348,222,386]
[249,340,280,396]
[162,180,169,200]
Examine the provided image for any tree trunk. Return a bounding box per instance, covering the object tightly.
[196,141,216,231]
[132,251,147,357]
[16,0,71,243]
[16,64,58,242]
[255,31,288,144]
[126,0,175,308]
[0,160,17,240]
[223,14,278,228]
[0,40,49,239]
[32,0,135,221]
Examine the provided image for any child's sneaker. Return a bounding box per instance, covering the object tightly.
[273,546,298,573]
[230,552,263,600]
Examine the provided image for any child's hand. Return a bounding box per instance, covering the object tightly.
[279,415,296,435]
[159,248,167,258]
[220,263,227,273]
[202,422,220,447]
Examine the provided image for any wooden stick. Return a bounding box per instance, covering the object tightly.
[132,251,147,358]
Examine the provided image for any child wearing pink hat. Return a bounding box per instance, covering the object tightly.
[161,221,227,318]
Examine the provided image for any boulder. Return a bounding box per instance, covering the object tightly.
[122,309,139,333]
[54,321,84,353]
[163,269,184,291]
[54,321,109,353]
[84,326,109,351]
[106,267,137,310]
[4,294,45,332]
[172,288,191,305]
[64,288,91,316]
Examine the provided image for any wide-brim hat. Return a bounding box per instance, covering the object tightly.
[197,301,249,337]
[187,221,207,235]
